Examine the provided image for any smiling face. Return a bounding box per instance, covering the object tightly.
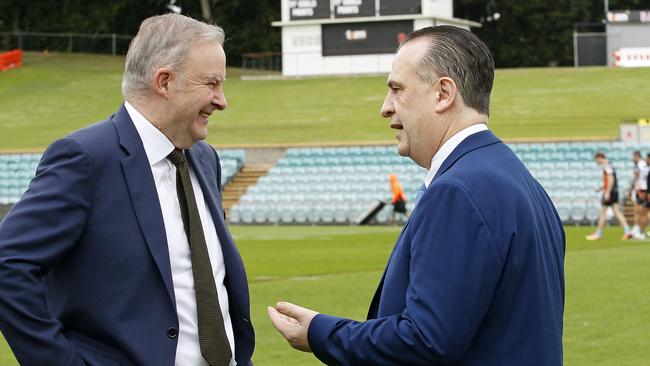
[380,39,444,169]
[164,41,227,148]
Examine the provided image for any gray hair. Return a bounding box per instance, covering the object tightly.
[121,13,225,99]
[400,26,494,116]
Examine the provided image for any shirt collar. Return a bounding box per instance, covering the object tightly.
[124,101,175,166]
[424,123,488,188]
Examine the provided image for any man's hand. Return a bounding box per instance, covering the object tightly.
[267,301,319,352]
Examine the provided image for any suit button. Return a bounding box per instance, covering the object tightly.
[167,327,178,339]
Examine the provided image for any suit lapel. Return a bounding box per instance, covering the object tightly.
[367,219,412,319]
[367,130,501,319]
[186,148,251,319]
[113,105,176,306]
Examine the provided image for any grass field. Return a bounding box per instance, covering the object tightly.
[0,225,648,365]
[1,52,650,150]
[1,51,650,364]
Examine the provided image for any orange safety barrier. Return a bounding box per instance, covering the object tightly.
[0,49,23,72]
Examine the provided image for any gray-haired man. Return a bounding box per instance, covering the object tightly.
[0,14,254,366]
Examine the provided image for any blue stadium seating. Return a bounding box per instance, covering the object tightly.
[230,141,650,225]
[5,141,649,226]
[0,149,245,205]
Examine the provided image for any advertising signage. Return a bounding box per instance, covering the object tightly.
[289,0,330,20]
[322,20,413,56]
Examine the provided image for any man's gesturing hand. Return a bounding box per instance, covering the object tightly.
[267,301,319,352]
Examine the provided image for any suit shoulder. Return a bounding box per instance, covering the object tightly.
[60,115,118,153]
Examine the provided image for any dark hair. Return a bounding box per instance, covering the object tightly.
[595,152,606,159]
[633,150,641,157]
[400,25,494,115]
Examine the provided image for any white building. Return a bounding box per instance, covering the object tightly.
[271,0,481,76]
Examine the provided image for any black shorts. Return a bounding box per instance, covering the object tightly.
[393,199,407,213]
[601,191,619,206]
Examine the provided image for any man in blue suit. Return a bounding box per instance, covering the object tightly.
[0,14,254,365]
[268,26,565,365]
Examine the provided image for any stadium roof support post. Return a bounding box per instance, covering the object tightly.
[573,29,578,67]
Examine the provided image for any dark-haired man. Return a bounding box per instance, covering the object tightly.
[269,25,565,366]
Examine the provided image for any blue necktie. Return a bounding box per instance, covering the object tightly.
[414,183,426,207]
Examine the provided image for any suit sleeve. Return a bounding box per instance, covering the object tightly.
[0,138,92,366]
[308,182,504,365]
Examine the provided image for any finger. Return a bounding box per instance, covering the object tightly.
[268,306,300,326]
[267,306,300,329]
[275,301,294,316]
[268,307,305,350]
[268,306,291,334]
[276,302,318,323]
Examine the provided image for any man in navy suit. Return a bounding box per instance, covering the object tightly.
[0,14,254,365]
[268,26,565,365]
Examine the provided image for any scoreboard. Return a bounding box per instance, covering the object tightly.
[289,0,422,21]
[274,0,477,76]
[322,20,412,56]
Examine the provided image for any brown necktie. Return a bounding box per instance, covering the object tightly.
[167,148,232,366]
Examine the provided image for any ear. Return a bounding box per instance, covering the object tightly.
[433,77,458,113]
[152,67,172,98]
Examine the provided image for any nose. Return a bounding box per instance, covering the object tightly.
[380,92,393,118]
[212,86,227,111]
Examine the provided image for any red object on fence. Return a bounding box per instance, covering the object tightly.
[0,49,23,72]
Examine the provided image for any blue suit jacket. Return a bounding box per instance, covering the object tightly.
[308,131,565,365]
[0,105,254,365]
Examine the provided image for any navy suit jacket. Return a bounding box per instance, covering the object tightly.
[308,131,565,365]
[0,105,254,365]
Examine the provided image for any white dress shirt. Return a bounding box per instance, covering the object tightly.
[424,123,488,188]
[125,101,236,366]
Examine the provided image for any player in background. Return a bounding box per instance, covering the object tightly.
[627,151,649,239]
[586,152,632,240]
[645,153,650,237]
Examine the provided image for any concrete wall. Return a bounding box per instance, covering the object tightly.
[607,23,650,66]
[281,24,396,76]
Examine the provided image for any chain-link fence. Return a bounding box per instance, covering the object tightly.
[0,31,133,55]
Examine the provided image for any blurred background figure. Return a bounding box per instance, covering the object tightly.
[627,151,648,239]
[587,152,632,241]
[388,173,409,225]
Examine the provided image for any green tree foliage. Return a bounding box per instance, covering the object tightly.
[1,0,647,67]
[0,0,280,66]
[454,0,650,67]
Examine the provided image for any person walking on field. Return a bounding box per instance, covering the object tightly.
[586,152,632,241]
[626,151,648,240]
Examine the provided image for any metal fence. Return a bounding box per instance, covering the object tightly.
[241,51,282,71]
[0,31,133,55]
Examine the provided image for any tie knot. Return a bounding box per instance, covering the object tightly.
[167,148,187,166]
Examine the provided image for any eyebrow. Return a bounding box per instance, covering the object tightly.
[204,73,226,82]
[387,80,403,89]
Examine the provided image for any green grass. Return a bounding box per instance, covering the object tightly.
[1,52,650,150]
[1,225,648,365]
